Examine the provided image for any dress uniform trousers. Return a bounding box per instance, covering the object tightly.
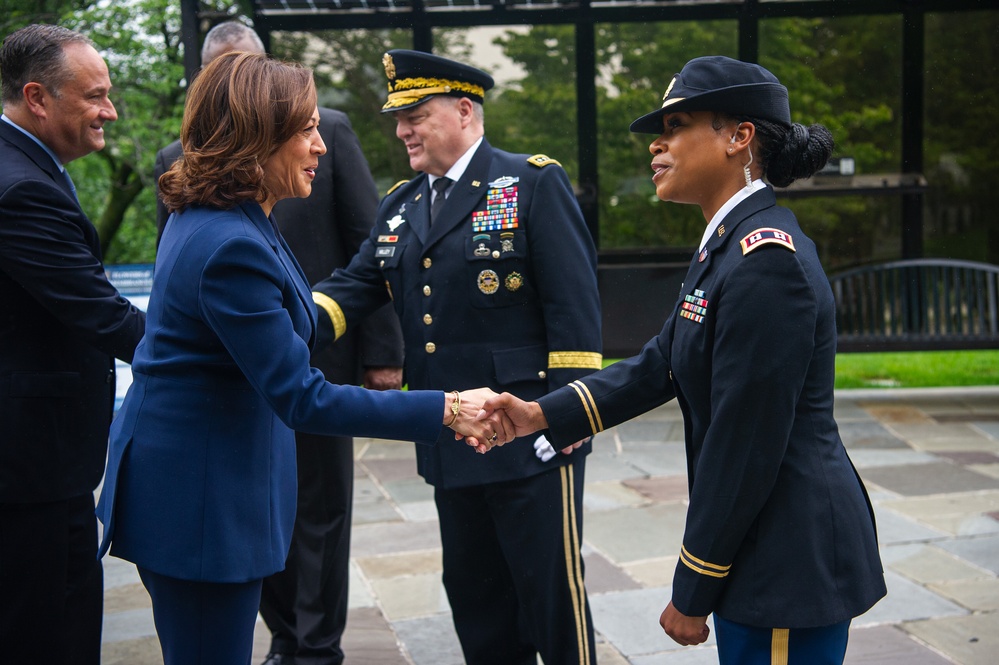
[434,455,595,665]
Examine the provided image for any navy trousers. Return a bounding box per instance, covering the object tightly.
[434,455,595,665]
[139,567,263,665]
[714,615,851,665]
[0,493,102,665]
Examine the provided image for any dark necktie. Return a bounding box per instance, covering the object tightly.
[62,169,78,201]
[430,177,452,224]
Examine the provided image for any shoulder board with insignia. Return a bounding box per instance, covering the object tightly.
[740,227,796,255]
[386,180,409,195]
[527,154,561,168]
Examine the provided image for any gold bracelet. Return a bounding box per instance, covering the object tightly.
[445,390,460,428]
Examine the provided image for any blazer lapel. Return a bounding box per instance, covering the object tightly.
[682,187,778,293]
[240,202,317,341]
[424,140,492,249]
[0,122,77,203]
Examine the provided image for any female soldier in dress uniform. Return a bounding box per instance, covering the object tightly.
[480,55,887,665]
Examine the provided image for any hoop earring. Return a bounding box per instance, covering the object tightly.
[743,146,754,188]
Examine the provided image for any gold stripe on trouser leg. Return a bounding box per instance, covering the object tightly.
[771,628,789,665]
[560,465,591,665]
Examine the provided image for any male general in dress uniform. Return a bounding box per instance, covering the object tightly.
[312,50,602,665]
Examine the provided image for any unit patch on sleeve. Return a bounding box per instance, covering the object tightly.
[740,227,796,255]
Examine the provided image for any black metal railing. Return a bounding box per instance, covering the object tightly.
[830,258,999,352]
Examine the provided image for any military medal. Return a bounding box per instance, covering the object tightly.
[477,270,499,294]
[680,288,708,324]
[505,272,523,292]
[473,177,520,232]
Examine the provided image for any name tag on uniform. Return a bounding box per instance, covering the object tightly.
[376,246,396,258]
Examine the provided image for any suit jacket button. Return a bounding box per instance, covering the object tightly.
[426,342,436,354]
[423,285,431,296]
[423,257,432,269]
[423,314,433,325]
[538,370,547,379]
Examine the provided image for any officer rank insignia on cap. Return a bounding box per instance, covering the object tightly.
[381,49,495,112]
[740,228,796,255]
[680,289,708,324]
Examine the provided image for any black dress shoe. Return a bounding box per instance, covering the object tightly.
[262,653,295,665]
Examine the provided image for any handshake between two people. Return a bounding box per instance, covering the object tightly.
[446,390,585,457]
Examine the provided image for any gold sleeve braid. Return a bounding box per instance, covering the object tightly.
[679,545,731,579]
[568,380,603,437]
[311,292,346,341]
[548,351,602,370]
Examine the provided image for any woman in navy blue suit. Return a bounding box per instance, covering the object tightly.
[481,56,886,664]
[97,52,507,665]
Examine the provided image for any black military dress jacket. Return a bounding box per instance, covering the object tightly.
[314,139,602,489]
[539,187,886,628]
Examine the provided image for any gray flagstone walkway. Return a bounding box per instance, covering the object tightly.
[101,387,999,665]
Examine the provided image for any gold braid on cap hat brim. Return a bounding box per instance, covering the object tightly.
[383,76,486,110]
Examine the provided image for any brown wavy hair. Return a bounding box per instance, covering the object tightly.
[159,51,317,213]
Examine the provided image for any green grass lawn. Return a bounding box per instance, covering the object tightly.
[603,350,999,389]
[833,350,999,389]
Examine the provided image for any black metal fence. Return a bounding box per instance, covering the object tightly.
[831,259,999,352]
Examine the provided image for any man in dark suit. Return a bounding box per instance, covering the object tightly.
[152,22,403,665]
[0,24,145,664]
[312,50,603,665]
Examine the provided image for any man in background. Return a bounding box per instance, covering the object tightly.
[312,50,602,665]
[0,24,145,664]
[153,22,404,665]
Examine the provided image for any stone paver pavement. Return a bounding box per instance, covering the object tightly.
[101,387,999,664]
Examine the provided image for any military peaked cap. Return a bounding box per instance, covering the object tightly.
[381,49,495,113]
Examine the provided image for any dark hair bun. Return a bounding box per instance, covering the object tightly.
[766,123,834,187]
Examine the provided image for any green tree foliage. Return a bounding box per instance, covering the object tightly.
[923,11,999,263]
[487,24,579,179]
[4,0,244,263]
[64,0,187,263]
[592,20,738,250]
[3,5,993,269]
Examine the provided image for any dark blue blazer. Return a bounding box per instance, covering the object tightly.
[97,201,443,582]
[0,120,144,503]
[154,108,405,384]
[313,139,603,489]
[540,188,886,628]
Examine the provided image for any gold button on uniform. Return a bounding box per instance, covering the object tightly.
[538,371,547,379]
[423,314,433,325]
[423,257,432,269]
[423,285,431,296]
[425,342,436,354]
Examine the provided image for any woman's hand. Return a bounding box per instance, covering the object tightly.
[476,392,548,440]
[445,388,516,454]
[659,601,710,646]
